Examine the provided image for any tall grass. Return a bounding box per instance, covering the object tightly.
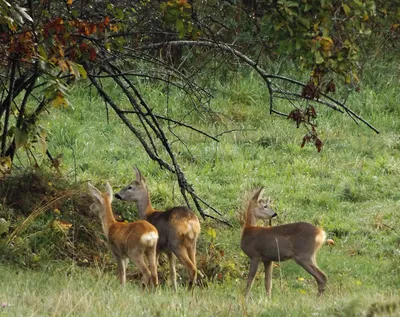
[0,263,398,316]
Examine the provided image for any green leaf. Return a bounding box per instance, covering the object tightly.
[76,64,87,79]
[15,4,33,22]
[304,3,312,12]
[314,51,324,64]
[37,44,48,60]
[286,1,299,8]
[207,228,217,239]
[37,126,47,154]
[274,22,283,31]
[286,25,293,36]
[175,19,185,38]
[15,127,29,149]
[342,4,351,16]
[363,28,372,35]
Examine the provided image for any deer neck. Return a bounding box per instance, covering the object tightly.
[244,205,257,228]
[100,196,116,239]
[136,191,155,219]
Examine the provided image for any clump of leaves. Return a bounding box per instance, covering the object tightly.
[287,105,323,152]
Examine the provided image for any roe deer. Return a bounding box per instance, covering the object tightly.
[241,187,327,299]
[87,182,159,288]
[115,166,201,291]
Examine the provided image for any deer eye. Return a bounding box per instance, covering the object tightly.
[128,186,133,190]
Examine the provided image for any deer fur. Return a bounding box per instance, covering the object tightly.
[240,187,327,299]
[115,166,201,291]
[87,182,158,288]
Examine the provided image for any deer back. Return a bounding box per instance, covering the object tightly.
[241,222,325,262]
[146,206,200,251]
[108,220,158,258]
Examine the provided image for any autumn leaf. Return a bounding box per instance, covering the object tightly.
[109,24,118,33]
[177,0,191,8]
[52,91,68,108]
[89,47,97,61]
[58,60,69,72]
[207,228,217,239]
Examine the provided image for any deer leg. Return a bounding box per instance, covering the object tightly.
[174,247,197,290]
[130,250,152,289]
[295,258,327,296]
[188,239,197,273]
[146,247,159,289]
[263,261,273,299]
[187,242,198,289]
[168,252,178,292]
[245,258,259,298]
[116,257,128,287]
[312,255,328,290]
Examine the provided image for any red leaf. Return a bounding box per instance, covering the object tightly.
[89,47,97,61]
[315,138,323,152]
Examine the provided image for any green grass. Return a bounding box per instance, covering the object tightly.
[0,262,398,317]
[1,56,400,316]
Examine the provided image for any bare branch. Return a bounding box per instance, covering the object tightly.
[136,40,379,134]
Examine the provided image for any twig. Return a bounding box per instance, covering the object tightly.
[120,110,219,142]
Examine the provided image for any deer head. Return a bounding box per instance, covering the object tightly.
[249,187,277,220]
[115,166,148,202]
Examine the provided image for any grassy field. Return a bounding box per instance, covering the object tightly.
[0,57,399,316]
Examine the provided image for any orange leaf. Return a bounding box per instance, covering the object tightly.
[109,24,118,33]
[89,47,97,61]
[67,0,73,4]
[58,60,68,72]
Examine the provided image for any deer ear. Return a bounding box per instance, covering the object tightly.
[87,182,102,201]
[133,166,142,181]
[105,182,113,202]
[253,187,264,202]
[140,174,147,186]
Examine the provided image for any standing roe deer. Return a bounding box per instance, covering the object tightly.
[87,182,159,288]
[115,166,201,291]
[241,187,327,299]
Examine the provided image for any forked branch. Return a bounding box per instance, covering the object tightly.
[136,40,379,134]
[84,63,232,227]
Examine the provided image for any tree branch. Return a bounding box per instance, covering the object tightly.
[136,40,379,134]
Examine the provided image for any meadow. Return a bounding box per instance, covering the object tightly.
[0,57,399,316]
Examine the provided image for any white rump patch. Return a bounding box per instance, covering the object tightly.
[315,230,326,246]
[186,220,200,240]
[140,231,158,247]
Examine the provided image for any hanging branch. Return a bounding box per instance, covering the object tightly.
[121,110,220,142]
[85,63,231,226]
[135,40,379,135]
[1,59,17,156]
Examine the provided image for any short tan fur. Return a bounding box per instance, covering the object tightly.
[240,187,327,299]
[88,182,159,288]
[115,167,201,291]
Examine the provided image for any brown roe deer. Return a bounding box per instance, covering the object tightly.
[87,182,159,288]
[241,187,327,299]
[115,167,201,291]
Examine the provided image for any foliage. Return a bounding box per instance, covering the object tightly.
[0,0,398,168]
[198,0,399,85]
